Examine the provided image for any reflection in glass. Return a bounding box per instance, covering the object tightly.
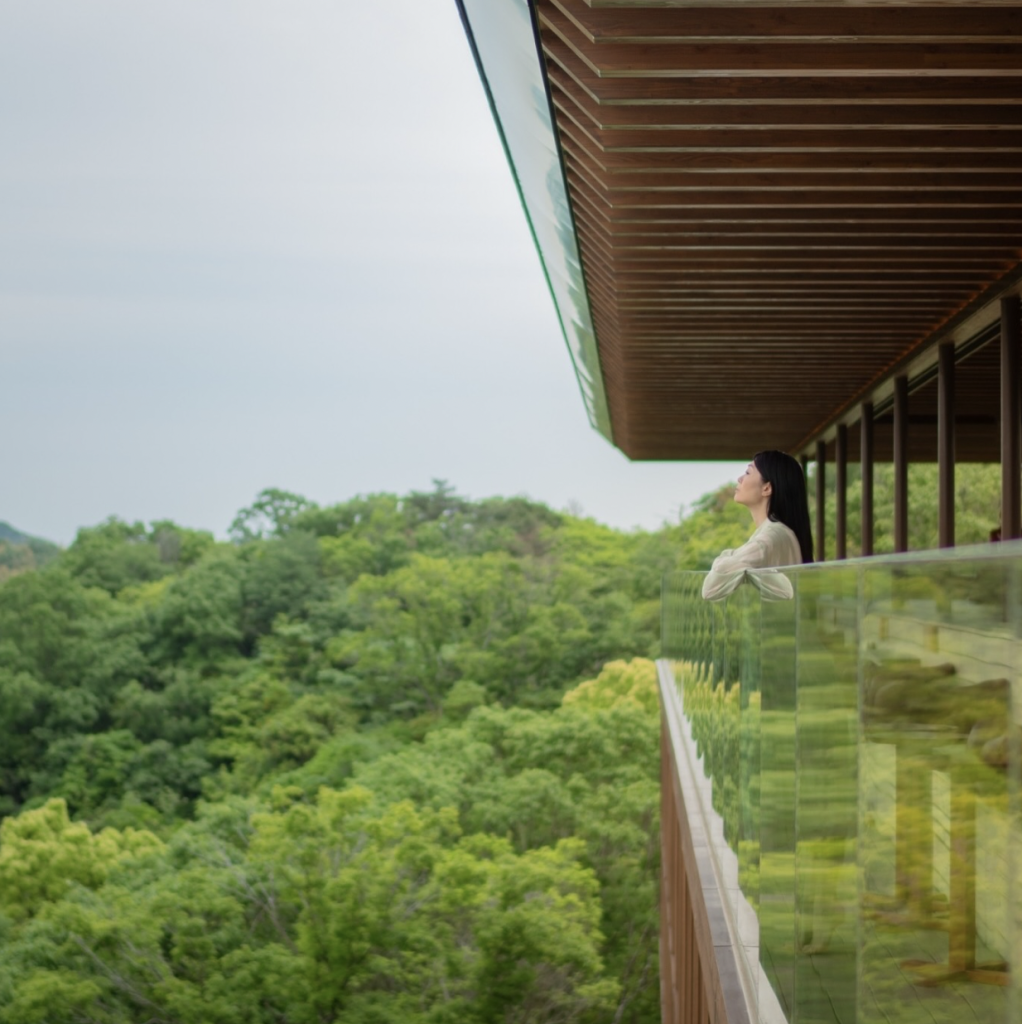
[795,568,858,1024]
[661,551,1021,1024]
[859,558,1019,1024]
[759,595,798,1019]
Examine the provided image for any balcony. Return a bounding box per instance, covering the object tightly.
[658,548,1022,1024]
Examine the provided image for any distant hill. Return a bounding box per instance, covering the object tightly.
[0,521,62,578]
[0,521,34,544]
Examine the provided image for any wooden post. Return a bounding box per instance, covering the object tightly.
[835,424,848,560]
[861,402,874,557]
[815,439,826,563]
[893,376,909,553]
[1001,295,1021,541]
[938,342,956,549]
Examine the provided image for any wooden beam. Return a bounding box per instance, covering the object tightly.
[815,439,826,563]
[894,376,909,553]
[835,424,848,559]
[938,342,956,548]
[1001,295,1022,540]
[861,402,875,557]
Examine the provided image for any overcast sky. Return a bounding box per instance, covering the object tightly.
[1,0,744,545]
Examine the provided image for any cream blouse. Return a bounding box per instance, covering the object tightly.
[701,518,803,601]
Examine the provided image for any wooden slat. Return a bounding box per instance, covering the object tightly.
[553,113,1022,155]
[560,0,1022,41]
[550,71,1022,129]
[546,35,1022,103]
[540,5,1022,74]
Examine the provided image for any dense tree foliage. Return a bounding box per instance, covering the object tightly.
[0,484,706,1023]
[813,462,1002,556]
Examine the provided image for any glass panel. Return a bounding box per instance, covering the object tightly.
[662,553,1022,1024]
[664,572,791,1023]
[794,567,860,1024]
[663,569,711,717]
[859,554,1021,1024]
[759,592,799,1021]
[739,588,763,955]
[720,586,762,1020]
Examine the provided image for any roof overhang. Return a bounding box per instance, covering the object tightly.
[458,0,1022,462]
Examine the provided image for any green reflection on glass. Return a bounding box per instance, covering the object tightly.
[662,550,1022,1024]
[859,557,1019,1024]
[760,594,798,1019]
[796,568,859,1024]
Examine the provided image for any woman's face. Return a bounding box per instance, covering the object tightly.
[734,460,771,509]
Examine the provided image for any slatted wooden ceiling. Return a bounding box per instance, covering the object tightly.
[533,0,1022,460]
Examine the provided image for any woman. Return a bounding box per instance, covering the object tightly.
[702,450,813,601]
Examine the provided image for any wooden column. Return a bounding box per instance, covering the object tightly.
[894,376,909,553]
[861,402,874,557]
[938,342,956,549]
[1001,295,1021,541]
[815,439,826,563]
[835,424,848,560]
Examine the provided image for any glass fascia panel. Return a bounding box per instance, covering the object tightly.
[457,0,611,440]
[663,574,770,1020]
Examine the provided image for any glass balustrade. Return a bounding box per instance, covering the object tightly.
[662,547,1022,1024]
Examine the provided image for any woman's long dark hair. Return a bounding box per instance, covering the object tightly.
[754,450,814,564]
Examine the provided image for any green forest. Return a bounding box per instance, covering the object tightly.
[0,467,1002,1023]
[0,482,736,1024]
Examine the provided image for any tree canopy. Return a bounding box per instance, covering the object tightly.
[0,468,1000,1022]
[0,485,698,1023]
